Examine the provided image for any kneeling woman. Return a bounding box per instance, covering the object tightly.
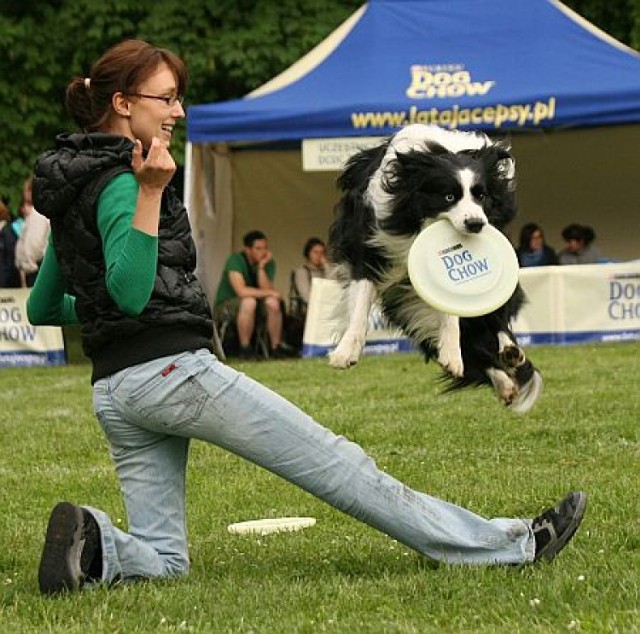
[28,39,585,594]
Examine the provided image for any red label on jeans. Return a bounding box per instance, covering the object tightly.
[161,363,178,377]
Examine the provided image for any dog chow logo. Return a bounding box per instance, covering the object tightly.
[406,64,495,99]
[438,243,491,284]
[608,273,640,320]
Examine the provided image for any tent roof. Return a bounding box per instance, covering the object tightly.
[187,0,640,143]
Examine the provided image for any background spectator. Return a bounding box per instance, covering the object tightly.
[0,197,20,287]
[558,223,603,265]
[290,237,331,318]
[287,237,332,350]
[214,230,293,359]
[14,176,50,287]
[515,223,558,267]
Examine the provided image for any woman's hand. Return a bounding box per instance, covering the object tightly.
[131,138,176,192]
[130,138,174,236]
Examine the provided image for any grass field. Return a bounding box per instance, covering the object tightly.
[1,343,638,633]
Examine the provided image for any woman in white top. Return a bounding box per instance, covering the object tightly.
[14,177,51,287]
[291,237,331,318]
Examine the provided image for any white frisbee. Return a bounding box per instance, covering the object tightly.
[407,219,519,317]
[227,517,317,536]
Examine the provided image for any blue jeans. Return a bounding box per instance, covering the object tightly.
[90,349,534,583]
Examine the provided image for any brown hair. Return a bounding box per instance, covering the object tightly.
[0,199,12,223]
[65,39,187,131]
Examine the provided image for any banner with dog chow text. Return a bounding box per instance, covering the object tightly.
[0,288,65,367]
[513,261,640,345]
[301,278,414,358]
[303,263,640,360]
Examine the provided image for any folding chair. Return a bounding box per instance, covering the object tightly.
[215,302,270,360]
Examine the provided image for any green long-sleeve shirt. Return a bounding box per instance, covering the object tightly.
[27,173,159,326]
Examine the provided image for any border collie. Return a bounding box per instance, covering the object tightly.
[327,124,542,413]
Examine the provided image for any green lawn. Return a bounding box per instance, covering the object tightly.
[1,343,638,633]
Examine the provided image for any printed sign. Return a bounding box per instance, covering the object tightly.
[301,278,413,357]
[302,137,385,172]
[438,244,491,286]
[302,263,640,360]
[513,261,640,345]
[406,65,495,99]
[348,63,557,133]
[0,288,65,367]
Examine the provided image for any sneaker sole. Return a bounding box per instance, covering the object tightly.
[38,502,85,595]
[538,491,587,563]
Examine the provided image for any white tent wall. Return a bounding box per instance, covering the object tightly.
[187,124,640,305]
[187,142,233,306]
[187,143,340,304]
[508,124,640,258]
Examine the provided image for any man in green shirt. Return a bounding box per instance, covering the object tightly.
[215,230,290,359]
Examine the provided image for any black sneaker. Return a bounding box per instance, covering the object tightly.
[38,501,102,595]
[532,491,587,563]
[270,343,299,359]
[238,346,255,360]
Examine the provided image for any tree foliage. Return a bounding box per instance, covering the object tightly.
[0,0,360,209]
[563,0,640,46]
[0,0,637,210]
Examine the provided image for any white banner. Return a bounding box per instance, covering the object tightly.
[303,262,640,360]
[0,288,66,367]
[301,278,413,357]
[302,137,385,172]
[513,261,640,345]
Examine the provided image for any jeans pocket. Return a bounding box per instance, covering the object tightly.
[124,359,209,430]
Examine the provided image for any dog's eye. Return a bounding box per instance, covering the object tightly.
[444,194,455,203]
[476,192,485,201]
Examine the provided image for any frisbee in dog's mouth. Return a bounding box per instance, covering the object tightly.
[407,219,519,317]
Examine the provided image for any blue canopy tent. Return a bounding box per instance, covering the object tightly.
[185,0,640,300]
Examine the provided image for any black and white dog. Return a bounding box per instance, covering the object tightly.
[327,124,542,413]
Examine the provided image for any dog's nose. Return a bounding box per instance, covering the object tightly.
[465,219,485,233]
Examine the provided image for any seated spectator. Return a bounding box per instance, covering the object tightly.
[214,230,294,359]
[558,223,602,265]
[290,237,332,319]
[515,223,558,267]
[14,176,50,287]
[0,198,20,288]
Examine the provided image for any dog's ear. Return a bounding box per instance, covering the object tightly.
[478,144,518,229]
[337,141,390,194]
[330,141,391,276]
[483,145,516,191]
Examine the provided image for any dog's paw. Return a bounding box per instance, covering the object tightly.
[438,355,464,377]
[328,334,363,369]
[487,368,519,406]
[499,384,519,407]
[499,345,525,368]
[328,349,358,369]
[437,346,464,377]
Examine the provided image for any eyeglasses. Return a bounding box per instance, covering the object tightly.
[128,93,184,107]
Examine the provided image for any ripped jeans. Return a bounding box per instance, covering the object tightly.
[90,349,534,583]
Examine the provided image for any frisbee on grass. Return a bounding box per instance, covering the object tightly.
[407,219,519,317]
[227,517,317,536]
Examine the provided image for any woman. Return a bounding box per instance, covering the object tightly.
[558,223,603,265]
[515,223,558,267]
[28,40,585,595]
[290,237,331,318]
[0,198,20,288]
[14,176,51,287]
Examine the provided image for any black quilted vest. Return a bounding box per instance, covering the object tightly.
[33,133,213,382]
